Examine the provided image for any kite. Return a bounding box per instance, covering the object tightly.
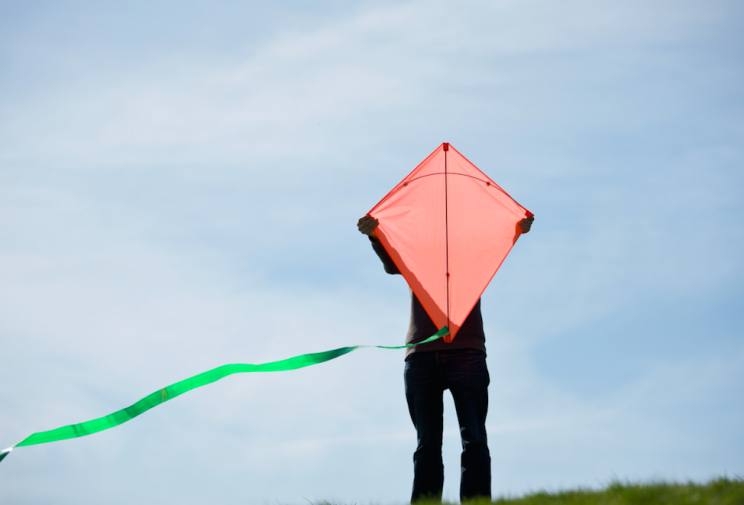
[368,142,533,342]
[0,142,531,465]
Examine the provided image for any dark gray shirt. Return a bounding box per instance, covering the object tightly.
[369,236,486,359]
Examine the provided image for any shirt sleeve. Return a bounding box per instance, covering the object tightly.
[368,236,401,275]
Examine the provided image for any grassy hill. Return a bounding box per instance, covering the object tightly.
[315,477,744,504]
[486,478,744,505]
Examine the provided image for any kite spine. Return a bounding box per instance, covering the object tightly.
[443,142,451,332]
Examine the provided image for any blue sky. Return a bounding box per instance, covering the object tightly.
[1,1,742,503]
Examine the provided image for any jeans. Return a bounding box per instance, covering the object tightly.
[404,349,491,502]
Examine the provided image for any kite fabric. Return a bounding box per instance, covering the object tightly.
[0,327,449,464]
[369,143,533,342]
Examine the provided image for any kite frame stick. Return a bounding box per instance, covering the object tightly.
[443,142,451,332]
[369,144,533,218]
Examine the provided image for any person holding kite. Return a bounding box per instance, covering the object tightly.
[0,143,533,505]
[358,143,533,502]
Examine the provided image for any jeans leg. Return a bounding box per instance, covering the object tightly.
[444,351,491,501]
[405,353,445,502]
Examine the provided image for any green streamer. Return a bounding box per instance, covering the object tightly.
[0,327,448,464]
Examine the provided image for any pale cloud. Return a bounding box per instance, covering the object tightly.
[2,0,733,167]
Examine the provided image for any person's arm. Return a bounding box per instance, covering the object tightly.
[359,214,532,274]
[357,215,400,275]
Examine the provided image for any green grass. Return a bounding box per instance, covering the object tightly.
[311,477,744,505]
[487,477,744,505]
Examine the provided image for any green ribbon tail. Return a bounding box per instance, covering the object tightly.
[1,326,449,463]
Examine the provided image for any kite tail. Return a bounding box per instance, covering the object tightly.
[0,327,449,465]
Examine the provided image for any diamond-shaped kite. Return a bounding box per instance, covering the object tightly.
[368,143,533,343]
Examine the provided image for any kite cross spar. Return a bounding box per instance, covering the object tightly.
[1,142,532,467]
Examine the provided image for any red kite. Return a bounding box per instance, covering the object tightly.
[368,143,533,343]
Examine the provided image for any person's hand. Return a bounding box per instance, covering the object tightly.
[357,215,379,236]
[519,216,534,233]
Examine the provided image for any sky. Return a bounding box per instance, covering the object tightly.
[0,1,742,503]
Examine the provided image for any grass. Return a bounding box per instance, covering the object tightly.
[311,477,744,505]
[488,477,744,505]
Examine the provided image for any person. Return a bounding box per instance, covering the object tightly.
[357,214,534,503]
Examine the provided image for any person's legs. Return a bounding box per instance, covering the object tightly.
[404,352,445,502]
[441,350,491,501]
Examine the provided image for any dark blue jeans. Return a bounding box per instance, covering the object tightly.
[404,349,491,502]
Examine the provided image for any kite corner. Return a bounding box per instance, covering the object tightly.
[441,325,454,344]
